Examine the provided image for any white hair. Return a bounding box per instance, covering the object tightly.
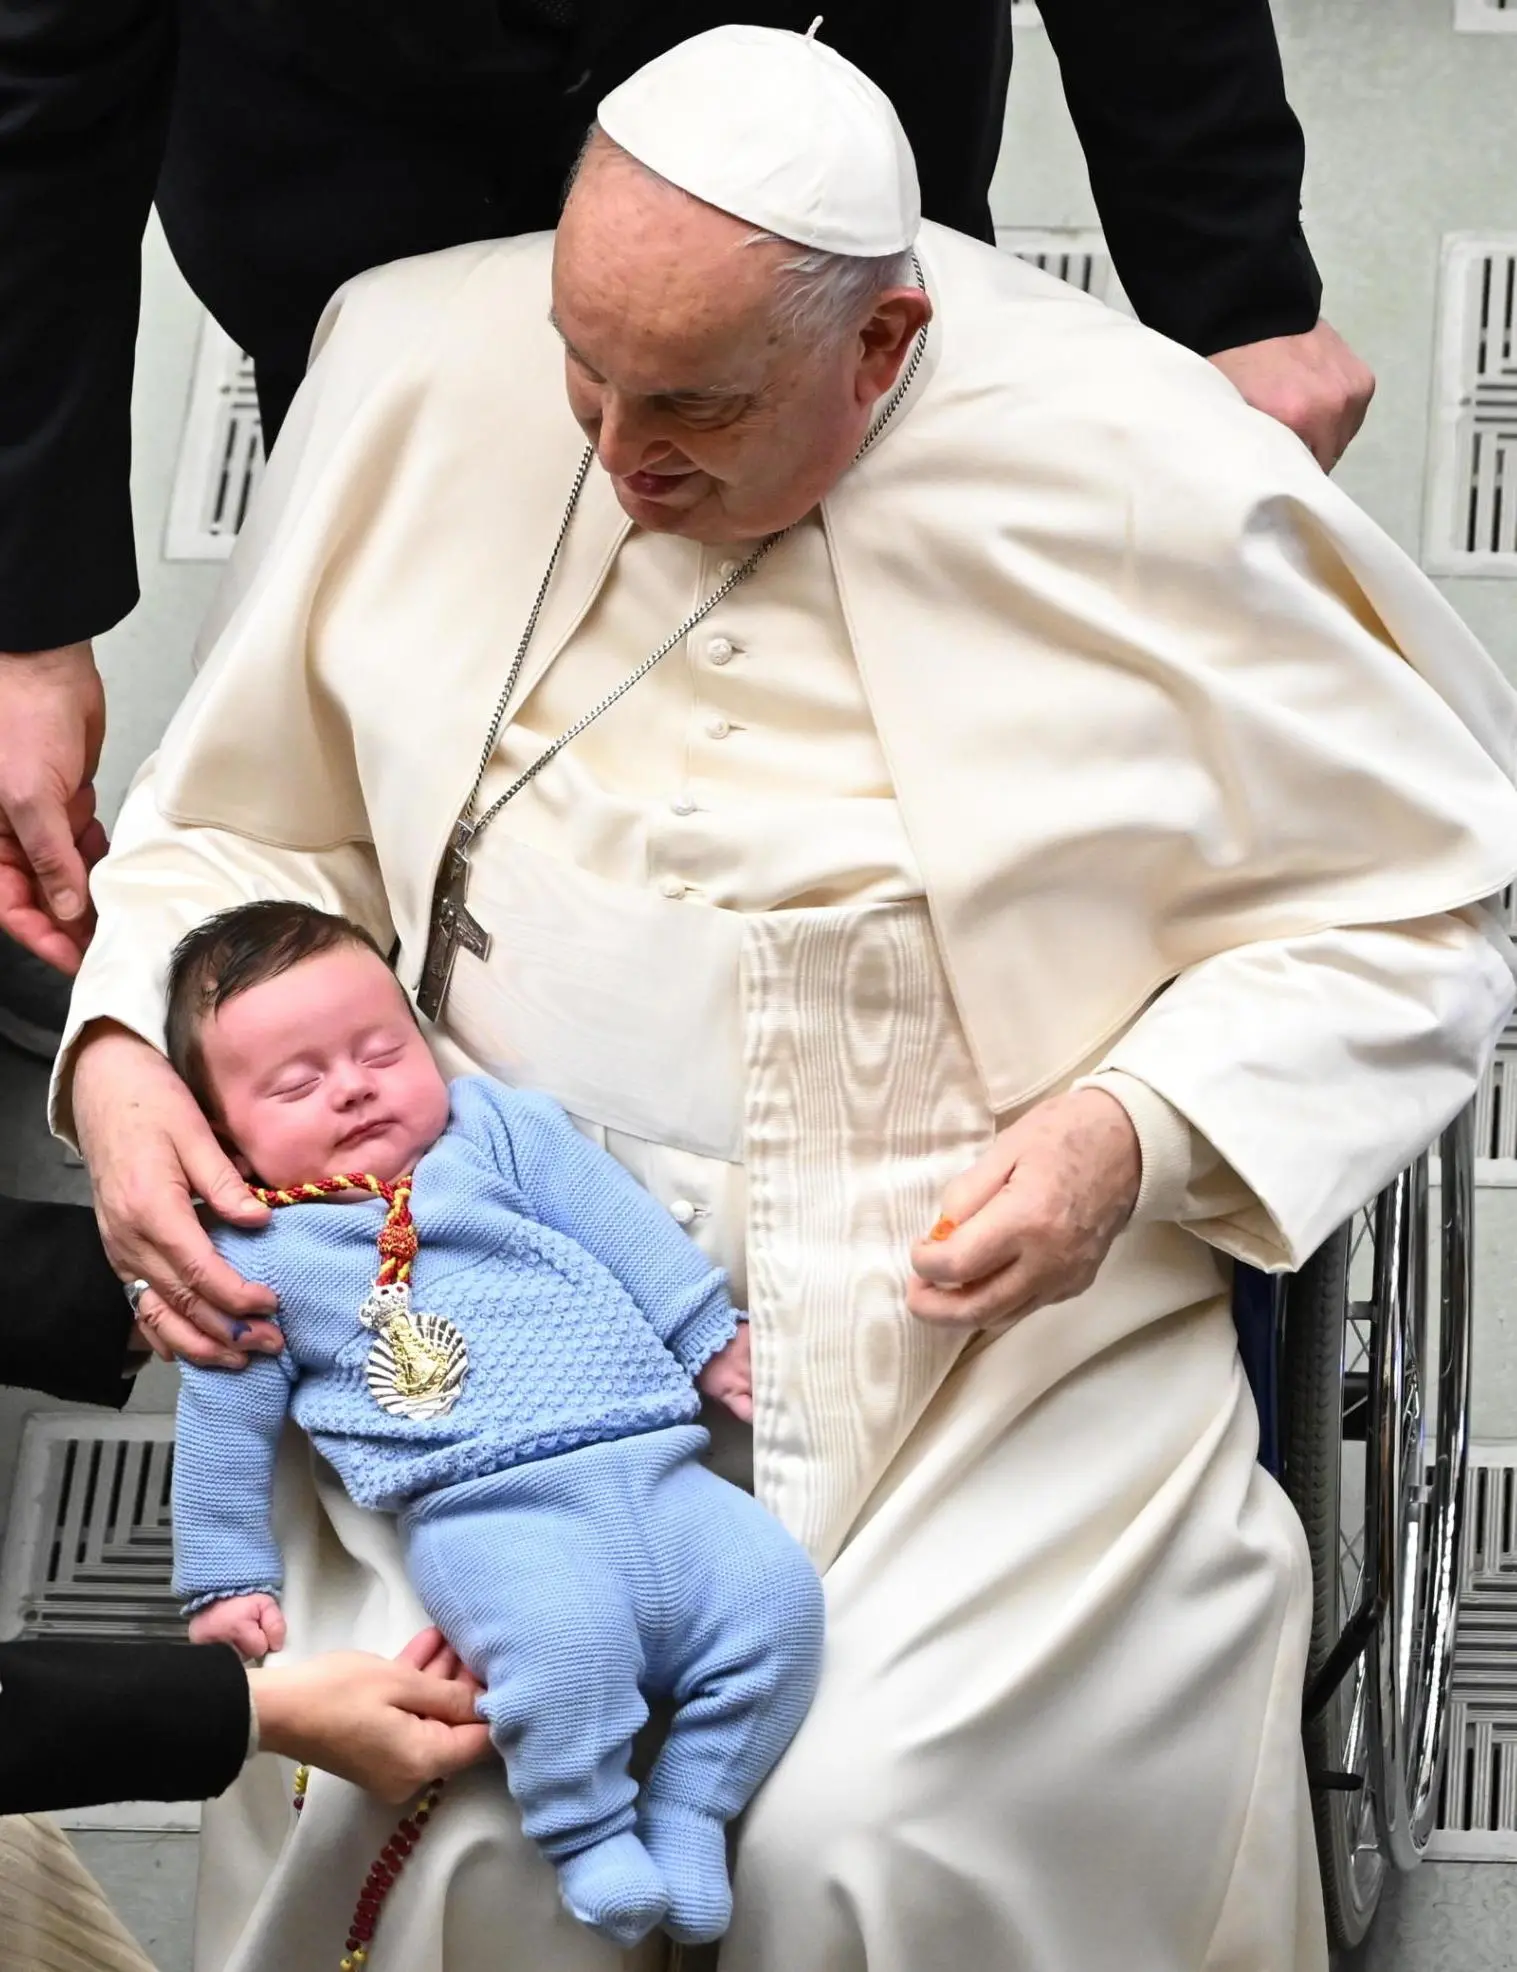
[743,236,915,343]
[566,127,913,345]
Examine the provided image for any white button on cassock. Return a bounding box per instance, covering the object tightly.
[658,875,687,899]
[705,717,731,740]
[707,636,735,665]
[669,1199,697,1226]
[717,558,741,580]
[671,794,696,816]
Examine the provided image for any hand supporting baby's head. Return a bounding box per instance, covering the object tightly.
[165,900,450,1190]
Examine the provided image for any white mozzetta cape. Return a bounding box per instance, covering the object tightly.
[137,223,1517,1119]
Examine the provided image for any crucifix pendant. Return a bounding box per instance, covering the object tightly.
[417,819,492,1022]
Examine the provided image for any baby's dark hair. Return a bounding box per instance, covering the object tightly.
[166,900,389,1114]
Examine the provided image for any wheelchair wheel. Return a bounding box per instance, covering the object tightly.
[1281,1109,1473,1951]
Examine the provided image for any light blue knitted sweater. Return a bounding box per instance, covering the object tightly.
[172,1076,737,1610]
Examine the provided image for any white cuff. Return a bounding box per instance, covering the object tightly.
[1075,1070,1198,1224]
[244,1672,262,1762]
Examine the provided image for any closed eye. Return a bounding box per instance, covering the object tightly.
[271,1076,320,1103]
[658,394,752,429]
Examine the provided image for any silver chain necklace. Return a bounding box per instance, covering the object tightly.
[417,272,929,1021]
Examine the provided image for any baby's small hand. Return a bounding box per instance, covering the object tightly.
[188,1592,287,1661]
[697,1323,752,1423]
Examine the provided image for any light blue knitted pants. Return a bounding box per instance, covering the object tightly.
[399,1425,825,1948]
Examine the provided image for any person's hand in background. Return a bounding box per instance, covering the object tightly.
[0,644,109,970]
[1209,318,1374,471]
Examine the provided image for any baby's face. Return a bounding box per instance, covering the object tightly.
[200,944,451,1189]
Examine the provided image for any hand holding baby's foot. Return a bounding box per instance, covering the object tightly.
[697,1324,752,1422]
[188,1592,287,1661]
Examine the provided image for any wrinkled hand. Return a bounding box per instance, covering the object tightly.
[908,1087,1140,1330]
[189,1591,287,1659]
[697,1323,752,1422]
[71,1021,282,1366]
[246,1627,492,1802]
[0,644,109,969]
[1208,318,1374,472]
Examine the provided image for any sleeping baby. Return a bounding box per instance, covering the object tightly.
[166,898,823,1948]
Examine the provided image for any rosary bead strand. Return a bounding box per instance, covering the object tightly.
[291,1766,446,1968]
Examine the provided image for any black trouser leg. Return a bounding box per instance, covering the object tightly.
[3,1193,133,1407]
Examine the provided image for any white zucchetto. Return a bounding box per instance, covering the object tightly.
[595,23,921,257]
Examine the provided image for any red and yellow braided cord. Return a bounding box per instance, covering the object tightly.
[249,1173,418,1287]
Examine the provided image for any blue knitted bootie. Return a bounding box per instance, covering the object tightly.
[639,1803,733,1944]
[556,1831,670,1946]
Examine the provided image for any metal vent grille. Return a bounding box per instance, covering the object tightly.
[994,228,1129,313]
[1455,0,1517,29]
[1459,995,1517,1186]
[1430,1446,1517,1857]
[165,314,264,561]
[0,1414,181,1642]
[1422,237,1517,575]
[1473,1024,1517,1169]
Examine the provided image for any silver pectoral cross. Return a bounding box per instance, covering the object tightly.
[417,819,492,1022]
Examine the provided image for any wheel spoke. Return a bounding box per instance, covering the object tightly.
[1402,1348,1424,1438]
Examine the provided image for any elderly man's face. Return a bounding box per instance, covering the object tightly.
[552,141,928,543]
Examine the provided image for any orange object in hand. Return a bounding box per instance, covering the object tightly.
[928,1216,958,1242]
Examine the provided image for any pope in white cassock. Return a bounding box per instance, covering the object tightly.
[54,24,1517,1972]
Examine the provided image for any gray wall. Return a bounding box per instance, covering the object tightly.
[993,0,1517,674]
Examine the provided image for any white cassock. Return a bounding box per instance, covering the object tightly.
[55,222,1517,1972]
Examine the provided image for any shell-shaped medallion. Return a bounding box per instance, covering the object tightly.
[365,1308,469,1421]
